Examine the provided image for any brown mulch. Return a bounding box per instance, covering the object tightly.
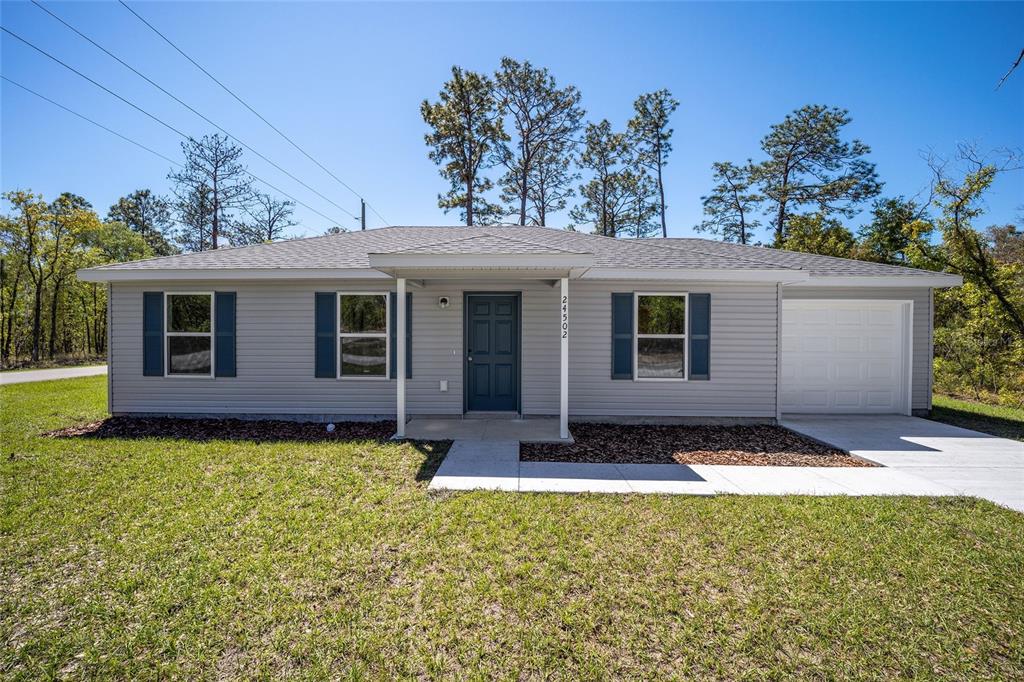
[520,423,876,467]
[44,416,399,443]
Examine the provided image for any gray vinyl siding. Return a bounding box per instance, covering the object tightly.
[567,282,778,418]
[782,286,933,411]
[108,279,561,417]
[108,278,934,419]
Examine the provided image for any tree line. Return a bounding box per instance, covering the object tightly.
[0,133,312,366]
[421,58,679,237]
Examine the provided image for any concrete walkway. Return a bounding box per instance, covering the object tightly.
[783,415,1024,512]
[0,364,107,385]
[428,443,957,498]
[428,415,1023,512]
[405,416,569,443]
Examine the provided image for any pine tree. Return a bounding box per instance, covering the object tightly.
[695,161,762,244]
[753,105,881,245]
[627,90,679,238]
[494,58,584,225]
[421,67,507,225]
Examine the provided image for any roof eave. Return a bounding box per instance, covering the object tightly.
[791,274,964,288]
[580,268,809,283]
[76,267,391,283]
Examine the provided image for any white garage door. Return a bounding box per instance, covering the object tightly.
[780,300,911,414]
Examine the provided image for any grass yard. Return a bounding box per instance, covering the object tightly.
[2,377,1023,679]
[931,394,1024,441]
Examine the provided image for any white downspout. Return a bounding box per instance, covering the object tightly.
[396,277,406,438]
[560,277,569,440]
[775,281,782,423]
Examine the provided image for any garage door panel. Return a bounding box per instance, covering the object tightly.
[799,363,829,381]
[834,390,862,408]
[835,337,861,353]
[834,361,862,381]
[868,308,896,326]
[867,360,895,379]
[802,309,831,325]
[802,336,830,352]
[866,390,896,408]
[835,309,863,326]
[782,301,908,414]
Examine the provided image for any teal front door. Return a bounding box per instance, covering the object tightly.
[466,295,519,412]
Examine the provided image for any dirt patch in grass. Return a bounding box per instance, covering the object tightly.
[45,415,400,443]
[521,423,875,467]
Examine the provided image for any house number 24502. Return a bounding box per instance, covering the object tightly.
[561,295,569,339]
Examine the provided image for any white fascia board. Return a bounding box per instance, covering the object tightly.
[790,274,963,288]
[367,253,595,269]
[76,267,391,282]
[580,268,810,283]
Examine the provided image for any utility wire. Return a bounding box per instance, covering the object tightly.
[2,26,189,138]
[0,74,347,227]
[2,75,179,167]
[30,0,357,221]
[119,0,390,226]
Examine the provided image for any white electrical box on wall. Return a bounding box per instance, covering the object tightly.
[439,379,448,392]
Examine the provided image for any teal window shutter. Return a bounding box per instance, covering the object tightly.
[143,292,163,376]
[314,292,336,378]
[214,292,236,377]
[389,292,413,379]
[689,293,710,380]
[611,293,633,379]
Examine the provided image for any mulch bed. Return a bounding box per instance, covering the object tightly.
[45,416,399,443]
[520,423,875,467]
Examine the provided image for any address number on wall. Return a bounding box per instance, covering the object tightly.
[561,295,568,339]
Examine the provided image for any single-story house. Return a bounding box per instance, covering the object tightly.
[78,225,962,439]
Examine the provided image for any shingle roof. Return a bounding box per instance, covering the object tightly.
[376,232,588,256]
[657,238,945,278]
[80,224,951,281]
[86,225,791,272]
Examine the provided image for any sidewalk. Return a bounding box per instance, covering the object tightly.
[427,440,957,497]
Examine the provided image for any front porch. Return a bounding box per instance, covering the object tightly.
[369,235,591,442]
[403,416,572,443]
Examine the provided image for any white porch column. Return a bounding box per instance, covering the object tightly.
[559,277,569,440]
[396,277,407,438]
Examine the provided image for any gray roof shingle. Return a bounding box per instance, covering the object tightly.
[81,225,948,280]
[657,238,945,278]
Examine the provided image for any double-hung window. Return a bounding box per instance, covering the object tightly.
[635,293,687,380]
[338,293,388,378]
[166,292,213,376]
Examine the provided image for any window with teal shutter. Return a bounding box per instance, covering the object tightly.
[314,292,336,378]
[689,293,710,380]
[611,293,633,379]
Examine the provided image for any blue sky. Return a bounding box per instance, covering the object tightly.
[2,1,1022,241]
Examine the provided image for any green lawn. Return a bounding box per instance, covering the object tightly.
[2,378,1023,679]
[931,394,1024,441]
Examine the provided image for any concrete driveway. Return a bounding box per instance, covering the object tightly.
[0,365,107,385]
[782,415,1024,512]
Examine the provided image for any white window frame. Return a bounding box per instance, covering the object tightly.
[633,291,688,382]
[164,291,214,379]
[337,291,390,381]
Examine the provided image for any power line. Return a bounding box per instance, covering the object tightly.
[30,0,357,221]
[0,77,348,227]
[119,0,391,226]
[0,26,349,226]
[2,26,189,138]
[1,75,179,167]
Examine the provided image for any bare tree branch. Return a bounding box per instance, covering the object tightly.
[995,47,1024,90]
